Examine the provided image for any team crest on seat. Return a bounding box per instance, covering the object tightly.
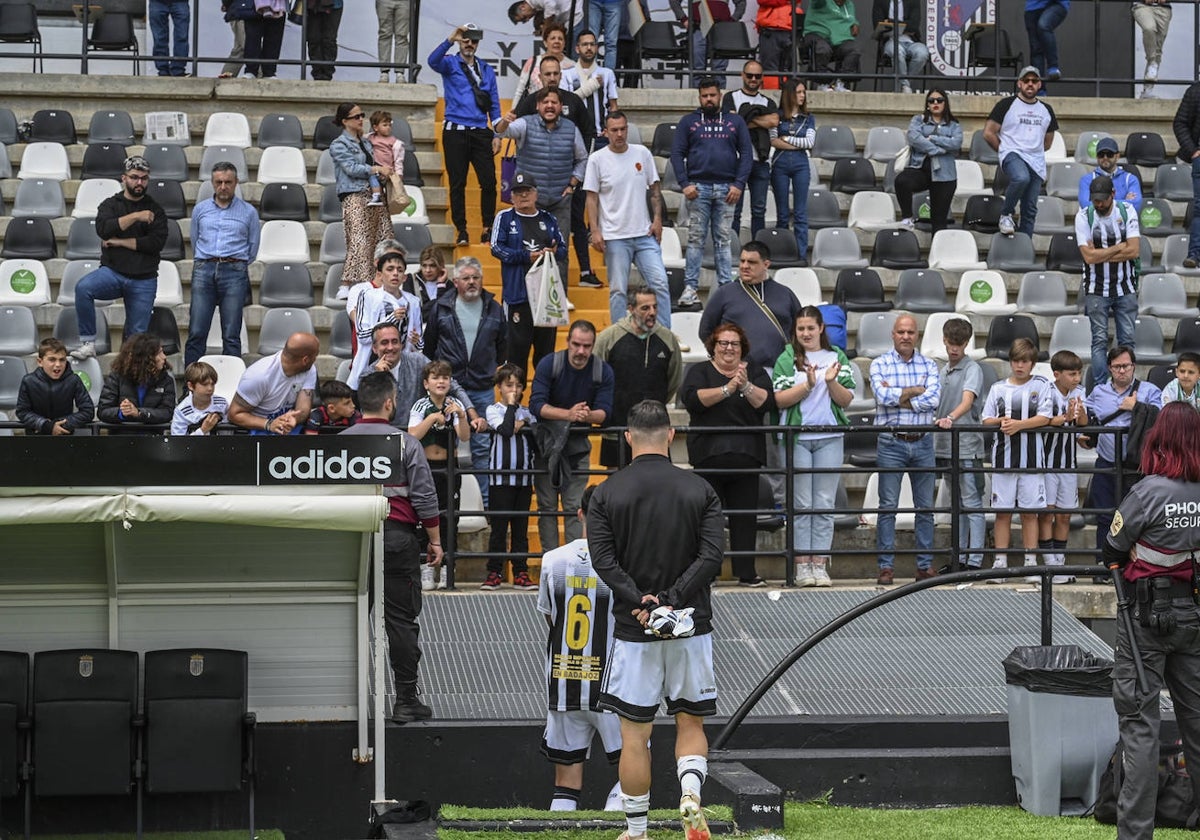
[78,654,93,677]
[190,653,205,676]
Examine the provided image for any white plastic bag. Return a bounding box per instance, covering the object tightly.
[525,251,568,328]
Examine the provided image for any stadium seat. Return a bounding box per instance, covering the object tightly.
[0,108,15,145]
[72,356,102,406]
[16,142,70,180]
[962,194,1002,234]
[0,3,42,74]
[1154,164,1192,202]
[1174,318,1200,356]
[844,373,874,415]
[259,182,311,222]
[921,313,983,361]
[671,312,709,364]
[154,261,184,307]
[319,183,342,223]
[812,125,858,160]
[811,228,867,269]
[458,475,489,533]
[829,157,877,194]
[205,319,249,357]
[1045,162,1085,200]
[1045,233,1083,273]
[893,269,950,313]
[908,190,953,231]
[198,354,246,405]
[0,305,37,355]
[0,259,50,307]
[0,144,10,179]
[334,358,352,383]
[986,232,1041,272]
[1044,132,1070,165]
[312,115,339,150]
[87,110,135,145]
[1147,364,1176,391]
[203,112,253,148]
[0,357,26,408]
[871,229,926,269]
[146,179,187,219]
[984,315,1045,360]
[1138,272,1199,318]
[753,228,804,267]
[955,160,989,199]
[12,178,65,218]
[162,219,185,261]
[1,217,56,259]
[148,306,181,355]
[329,313,353,358]
[650,123,677,158]
[391,222,434,260]
[315,149,336,185]
[806,188,844,230]
[1138,198,1177,237]
[1048,315,1092,359]
[29,109,76,145]
[257,113,305,149]
[955,269,1017,315]
[57,260,105,306]
[772,267,823,306]
[71,178,120,218]
[319,223,347,264]
[846,191,898,231]
[256,220,309,263]
[1160,235,1200,275]
[1124,132,1167,168]
[853,311,900,358]
[80,143,127,180]
[1133,316,1173,364]
[863,126,906,162]
[833,268,892,312]
[1074,131,1115,167]
[89,15,141,78]
[257,146,307,184]
[391,184,430,225]
[63,218,102,260]
[861,471,916,529]
[402,147,423,187]
[198,145,249,182]
[257,308,314,355]
[322,263,346,308]
[969,129,999,166]
[142,144,190,182]
[1032,195,1074,236]
[259,262,314,307]
[927,229,985,271]
[54,308,110,356]
[1016,271,1074,316]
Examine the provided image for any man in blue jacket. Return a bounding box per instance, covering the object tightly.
[1077,137,1143,213]
[669,78,752,309]
[429,24,503,246]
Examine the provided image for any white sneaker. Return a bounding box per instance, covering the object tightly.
[812,562,832,587]
[1141,84,1157,99]
[69,341,96,362]
[679,794,711,840]
[1051,574,1075,585]
[832,80,849,92]
[984,557,1007,584]
[998,214,1016,236]
[1146,62,1159,82]
[795,562,816,587]
[677,286,701,308]
[436,567,447,590]
[899,217,915,230]
[378,72,390,84]
[567,298,576,310]
[1024,558,1040,584]
[420,563,435,592]
[900,81,913,94]
[366,195,385,207]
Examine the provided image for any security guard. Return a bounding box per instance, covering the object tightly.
[1105,401,1200,839]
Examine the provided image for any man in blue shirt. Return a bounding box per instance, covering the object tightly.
[1077,137,1143,213]
[185,161,261,366]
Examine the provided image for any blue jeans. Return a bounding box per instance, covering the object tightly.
[1189,157,1200,259]
[685,183,735,289]
[605,235,672,329]
[150,0,190,76]
[1000,155,1043,236]
[185,260,249,366]
[466,386,495,507]
[1084,293,1138,383]
[882,35,930,87]
[875,433,936,570]
[1024,3,1068,73]
[75,267,156,342]
[771,153,811,259]
[588,1,621,70]
[940,458,985,567]
[689,30,728,87]
[786,435,843,555]
[733,159,771,238]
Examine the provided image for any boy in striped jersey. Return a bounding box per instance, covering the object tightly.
[1037,350,1086,584]
[982,339,1052,581]
[538,484,623,811]
[170,361,228,436]
[484,363,538,591]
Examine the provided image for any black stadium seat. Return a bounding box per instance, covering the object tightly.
[871,229,927,269]
[1,217,56,259]
[985,315,1046,360]
[833,268,892,312]
[81,143,127,179]
[259,182,310,222]
[29,108,76,144]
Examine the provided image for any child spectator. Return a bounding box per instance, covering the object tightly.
[15,338,94,435]
[1161,351,1200,408]
[409,359,471,590]
[306,379,361,433]
[171,361,229,435]
[348,244,423,386]
[483,363,538,592]
[1037,350,1087,584]
[404,245,452,323]
[932,318,986,569]
[97,333,177,433]
[367,110,405,208]
[982,338,1053,581]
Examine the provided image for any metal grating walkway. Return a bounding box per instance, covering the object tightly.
[420,588,1113,720]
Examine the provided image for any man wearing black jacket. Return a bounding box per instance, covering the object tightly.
[1172,80,1200,268]
[588,399,723,840]
[722,60,778,239]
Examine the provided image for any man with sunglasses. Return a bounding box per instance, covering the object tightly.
[983,65,1058,237]
[722,61,778,239]
[1077,137,1142,213]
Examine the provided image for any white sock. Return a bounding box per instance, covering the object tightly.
[677,754,708,800]
[551,786,580,811]
[622,791,650,837]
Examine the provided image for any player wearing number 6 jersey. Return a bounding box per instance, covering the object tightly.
[538,484,623,811]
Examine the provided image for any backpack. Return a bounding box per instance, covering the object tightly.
[1086,200,1141,277]
[1093,742,1199,829]
[550,349,604,388]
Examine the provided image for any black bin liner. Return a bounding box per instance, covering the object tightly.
[1002,645,1114,697]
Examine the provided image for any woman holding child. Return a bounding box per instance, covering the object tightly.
[329,101,395,297]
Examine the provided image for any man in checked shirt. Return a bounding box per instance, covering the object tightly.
[869,313,941,586]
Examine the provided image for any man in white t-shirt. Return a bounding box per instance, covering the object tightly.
[562,30,619,151]
[227,332,319,434]
[584,110,672,328]
[983,65,1059,237]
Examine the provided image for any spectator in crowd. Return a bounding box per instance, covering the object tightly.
[870,314,940,585]
[770,79,815,266]
[981,338,1052,581]
[1133,0,1171,98]
[584,110,672,326]
[594,285,683,467]
[150,0,189,77]
[896,87,961,234]
[228,332,319,435]
[404,246,452,323]
[349,246,423,389]
[563,29,620,149]
[358,322,479,421]
[422,256,505,504]
[669,0,747,87]
[509,0,586,39]
[492,173,570,373]
[429,24,503,246]
[171,361,229,436]
[1038,349,1087,585]
[496,89,589,288]
[329,102,394,298]
[376,0,411,83]
[530,320,615,553]
[368,110,405,209]
[303,0,342,81]
[1161,351,1200,407]
[185,161,260,367]
[70,156,167,363]
[1077,174,1140,382]
[484,363,538,591]
[1024,0,1068,81]
[1077,137,1142,212]
[932,317,985,571]
[15,338,94,436]
[872,0,928,93]
[512,22,574,105]
[984,66,1058,237]
[723,60,778,239]
[700,242,801,375]
[97,333,177,433]
[772,305,855,587]
[240,0,287,79]
[218,3,244,78]
[586,0,622,69]
[670,77,753,309]
[681,322,776,586]
[803,0,862,91]
[1174,78,1200,268]
[340,371,442,723]
[756,0,802,81]
[305,379,360,434]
